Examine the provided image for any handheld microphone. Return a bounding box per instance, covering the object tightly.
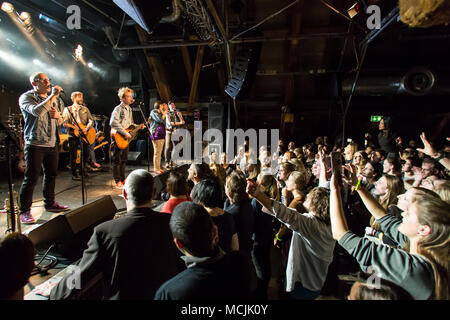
[50,84,64,93]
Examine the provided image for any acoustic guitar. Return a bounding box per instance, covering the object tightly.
[66,123,96,145]
[112,124,145,149]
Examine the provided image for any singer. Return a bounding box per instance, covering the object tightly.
[62,91,95,181]
[110,87,145,189]
[18,72,69,224]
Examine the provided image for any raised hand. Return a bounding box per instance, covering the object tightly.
[417,132,437,157]
[342,163,358,187]
[246,178,258,197]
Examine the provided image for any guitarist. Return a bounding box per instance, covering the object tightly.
[110,87,145,189]
[63,91,94,181]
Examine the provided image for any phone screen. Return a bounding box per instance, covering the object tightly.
[331,151,343,175]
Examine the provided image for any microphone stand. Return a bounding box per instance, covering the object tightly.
[0,122,19,232]
[137,102,151,172]
[67,107,89,205]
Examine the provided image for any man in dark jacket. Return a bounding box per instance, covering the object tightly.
[50,169,182,299]
[154,202,252,300]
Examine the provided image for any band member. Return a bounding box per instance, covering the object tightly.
[164,100,185,169]
[18,72,69,224]
[110,87,145,189]
[63,92,94,181]
[149,101,168,174]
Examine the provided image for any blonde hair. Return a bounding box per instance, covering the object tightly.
[289,171,308,193]
[372,175,405,230]
[117,87,133,100]
[70,91,82,101]
[257,174,280,201]
[434,180,450,203]
[379,175,405,210]
[413,196,450,299]
[209,153,226,188]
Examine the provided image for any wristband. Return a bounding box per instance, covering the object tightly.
[354,179,361,191]
[275,233,283,242]
[377,231,384,241]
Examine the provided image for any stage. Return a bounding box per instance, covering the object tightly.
[0,163,168,235]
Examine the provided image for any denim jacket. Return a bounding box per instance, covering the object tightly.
[149,109,164,134]
[19,89,64,146]
[110,103,133,136]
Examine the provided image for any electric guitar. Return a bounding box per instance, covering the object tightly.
[66,122,96,145]
[112,124,145,149]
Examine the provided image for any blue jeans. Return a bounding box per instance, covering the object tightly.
[290,281,321,300]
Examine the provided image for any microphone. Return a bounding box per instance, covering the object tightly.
[50,84,64,93]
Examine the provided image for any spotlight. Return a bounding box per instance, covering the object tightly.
[347,2,360,18]
[19,11,34,34]
[74,44,83,61]
[88,62,93,68]
[1,2,14,13]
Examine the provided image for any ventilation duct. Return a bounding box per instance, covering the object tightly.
[342,66,450,96]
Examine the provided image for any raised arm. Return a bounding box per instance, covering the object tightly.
[19,87,61,118]
[329,174,349,241]
[342,164,387,220]
[417,132,450,171]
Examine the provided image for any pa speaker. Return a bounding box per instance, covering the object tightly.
[208,103,225,132]
[112,0,173,34]
[27,195,117,261]
[225,32,262,99]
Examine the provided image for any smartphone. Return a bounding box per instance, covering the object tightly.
[331,151,343,175]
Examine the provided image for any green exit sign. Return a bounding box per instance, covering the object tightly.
[370,115,382,122]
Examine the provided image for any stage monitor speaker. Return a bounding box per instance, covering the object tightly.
[112,0,173,34]
[26,195,117,261]
[127,151,142,162]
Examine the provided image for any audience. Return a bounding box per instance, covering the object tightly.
[224,170,255,258]
[12,125,450,301]
[0,233,35,300]
[330,165,450,300]
[154,202,252,300]
[247,180,335,300]
[160,171,191,214]
[192,178,239,253]
[50,169,182,299]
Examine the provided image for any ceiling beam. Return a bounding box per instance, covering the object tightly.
[135,26,172,101]
[188,46,205,111]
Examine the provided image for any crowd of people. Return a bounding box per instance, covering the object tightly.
[2,71,449,300]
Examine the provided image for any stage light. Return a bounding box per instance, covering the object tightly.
[18,11,34,34]
[88,62,93,68]
[1,2,14,13]
[347,2,360,18]
[74,44,83,61]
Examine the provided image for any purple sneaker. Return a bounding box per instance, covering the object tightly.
[20,211,36,224]
[45,202,70,212]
